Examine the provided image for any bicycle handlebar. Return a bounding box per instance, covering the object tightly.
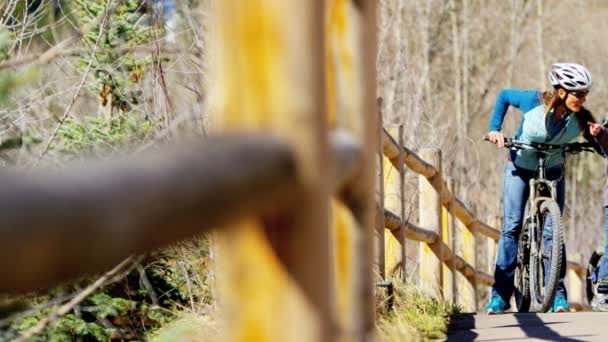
[483,135,595,155]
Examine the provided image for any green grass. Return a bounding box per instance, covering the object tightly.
[150,277,461,341]
[376,279,461,341]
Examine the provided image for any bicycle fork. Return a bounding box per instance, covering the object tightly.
[527,178,558,263]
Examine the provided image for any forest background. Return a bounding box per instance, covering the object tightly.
[1,0,608,340]
[378,0,608,277]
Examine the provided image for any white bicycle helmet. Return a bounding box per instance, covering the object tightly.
[549,63,593,90]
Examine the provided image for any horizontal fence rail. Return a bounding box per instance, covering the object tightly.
[0,135,296,293]
[0,133,361,294]
[381,129,500,241]
[379,127,588,311]
[383,208,494,286]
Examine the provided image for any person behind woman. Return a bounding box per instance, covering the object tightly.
[485,63,600,314]
[586,120,608,311]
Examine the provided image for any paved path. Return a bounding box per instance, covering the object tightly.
[446,312,608,341]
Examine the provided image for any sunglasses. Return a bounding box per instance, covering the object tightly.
[569,90,589,98]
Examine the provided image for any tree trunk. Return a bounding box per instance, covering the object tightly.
[536,0,545,89]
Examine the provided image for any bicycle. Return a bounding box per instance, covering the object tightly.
[486,137,595,312]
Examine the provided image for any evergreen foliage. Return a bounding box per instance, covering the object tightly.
[1,241,213,341]
[74,0,158,114]
[51,113,152,159]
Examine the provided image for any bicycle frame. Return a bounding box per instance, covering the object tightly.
[526,154,558,268]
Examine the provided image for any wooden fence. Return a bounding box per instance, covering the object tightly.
[378,126,587,312]
[3,1,379,341]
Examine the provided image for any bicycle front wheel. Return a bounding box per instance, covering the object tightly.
[514,203,531,312]
[529,199,563,312]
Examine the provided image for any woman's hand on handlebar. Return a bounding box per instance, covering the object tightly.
[487,131,505,148]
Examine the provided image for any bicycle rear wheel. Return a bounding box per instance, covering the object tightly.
[529,199,563,312]
[586,251,604,305]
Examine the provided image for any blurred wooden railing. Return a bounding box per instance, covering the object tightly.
[378,126,587,312]
[3,1,379,342]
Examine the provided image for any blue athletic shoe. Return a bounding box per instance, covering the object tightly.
[550,297,570,313]
[485,296,509,315]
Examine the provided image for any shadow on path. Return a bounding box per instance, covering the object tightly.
[445,314,478,341]
[445,313,591,342]
[511,313,588,342]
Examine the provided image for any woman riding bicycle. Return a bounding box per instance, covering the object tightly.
[486,63,601,314]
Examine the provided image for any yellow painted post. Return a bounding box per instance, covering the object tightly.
[419,149,443,297]
[473,231,480,312]
[332,200,360,336]
[488,216,501,274]
[566,268,583,310]
[377,153,386,280]
[480,215,500,310]
[210,1,334,341]
[325,0,364,137]
[567,255,584,310]
[398,125,407,277]
[382,131,404,275]
[354,0,378,335]
[458,217,477,312]
[325,0,378,337]
[443,178,455,303]
[376,100,385,280]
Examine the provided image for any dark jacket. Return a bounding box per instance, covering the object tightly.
[594,129,608,206]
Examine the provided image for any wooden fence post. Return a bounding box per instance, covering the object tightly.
[444,178,456,303]
[481,215,500,310]
[325,0,378,337]
[487,216,500,274]
[567,254,585,310]
[398,124,407,277]
[383,128,404,276]
[376,108,386,280]
[210,1,334,340]
[473,230,480,312]
[358,0,378,335]
[458,204,477,312]
[418,148,443,297]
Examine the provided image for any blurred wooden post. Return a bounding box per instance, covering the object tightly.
[419,149,443,297]
[444,178,456,303]
[473,231,480,312]
[376,100,386,280]
[376,156,386,281]
[331,199,359,337]
[398,125,406,276]
[483,215,500,310]
[211,1,334,341]
[567,255,585,310]
[357,0,378,336]
[488,216,501,274]
[324,0,378,338]
[566,267,583,309]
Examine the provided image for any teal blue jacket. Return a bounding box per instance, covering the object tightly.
[488,89,596,170]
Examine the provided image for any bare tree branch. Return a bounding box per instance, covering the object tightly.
[0,43,191,71]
